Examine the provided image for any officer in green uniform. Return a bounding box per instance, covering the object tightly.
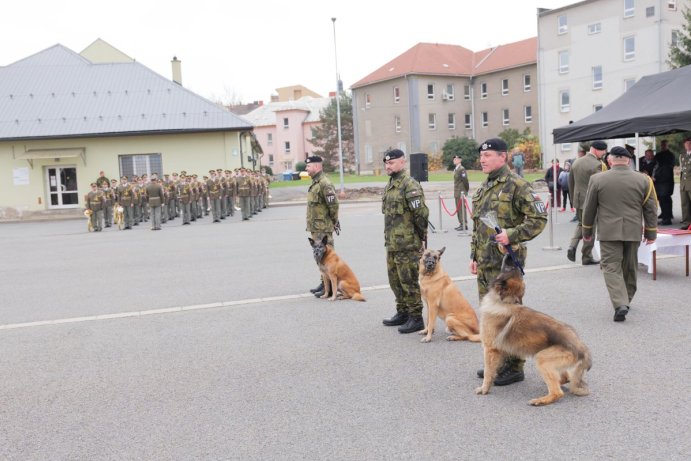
[117,176,135,230]
[381,149,429,334]
[470,138,547,385]
[567,140,608,264]
[86,182,106,231]
[238,169,252,220]
[305,156,340,297]
[145,174,165,230]
[582,146,658,322]
[453,154,470,231]
[95,171,110,188]
[679,137,691,230]
[178,175,192,225]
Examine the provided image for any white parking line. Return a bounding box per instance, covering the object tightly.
[0,264,583,331]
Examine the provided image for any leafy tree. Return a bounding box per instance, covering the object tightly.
[441,136,479,170]
[669,6,691,68]
[514,133,542,169]
[310,93,355,173]
[498,128,521,151]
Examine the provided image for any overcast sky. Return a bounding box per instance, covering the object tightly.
[2,0,573,104]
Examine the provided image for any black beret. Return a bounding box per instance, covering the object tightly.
[591,140,608,150]
[479,138,508,153]
[305,155,323,164]
[610,146,635,159]
[383,149,405,162]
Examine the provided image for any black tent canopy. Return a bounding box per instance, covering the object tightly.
[553,64,691,143]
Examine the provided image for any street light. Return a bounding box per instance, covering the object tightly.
[331,17,345,195]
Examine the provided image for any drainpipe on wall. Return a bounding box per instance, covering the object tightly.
[469,76,476,141]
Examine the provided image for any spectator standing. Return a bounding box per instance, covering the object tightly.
[653,140,676,225]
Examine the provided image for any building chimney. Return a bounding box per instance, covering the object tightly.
[171,56,182,86]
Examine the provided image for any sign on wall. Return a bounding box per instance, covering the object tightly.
[13,167,29,185]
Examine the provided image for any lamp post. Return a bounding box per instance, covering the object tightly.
[331,17,345,196]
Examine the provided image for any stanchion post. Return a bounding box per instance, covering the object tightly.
[542,191,561,251]
[433,192,448,234]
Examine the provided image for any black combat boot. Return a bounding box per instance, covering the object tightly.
[398,315,424,334]
[477,362,525,386]
[382,311,408,326]
[310,281,324,294]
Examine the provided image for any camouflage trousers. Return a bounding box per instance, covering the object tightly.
[386,250,423,316]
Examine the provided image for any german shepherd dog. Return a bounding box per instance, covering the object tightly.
[84,209,94,232]
[418,247,480,343]
[113,204,125,230]
[308,236,365,302]
[476,255,592,406]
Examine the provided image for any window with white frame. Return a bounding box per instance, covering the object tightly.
[394,115,401,133]
[284,141,291,153]
[267,133,273,145]
[524,105,532,123]
[464,113,472,129]
[480,82,487,99]
[523,74,531,91]
[501,79,509,96]
[558,14,567,34]
[268,154,274,165]
[448,113,456,130]
[672,30,680,47]
[646,6,655,17]
[428,113,436,130]
[283,117,289,129]
[623,35,635,61]
[624,78,636,91]
[502,109,510,126]
[667,0,677,10]
[560,90,570,112]
[588,22,601,34]
[559,50,570,74]
[427,84,435,100]
[594,104,603,112]
[482,112,488,127]
[444,84,455,100]
[592,65,603,89]
[464,84,471,100]
[365,93,371,108]
[624,0,635,18]
[393,87,400,103]
[561,143,572,152]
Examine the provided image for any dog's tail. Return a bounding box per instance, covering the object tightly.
[569,344,592,396]
[351,292,366,302]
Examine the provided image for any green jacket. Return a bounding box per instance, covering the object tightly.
[568,152,606,209]
[470,165,546,262]
[454,165,470,195]
[382,171,429,251]
[306,171,339,233]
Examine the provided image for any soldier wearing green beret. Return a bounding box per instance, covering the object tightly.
[381,149,429,334]
[305,156,340,297]
[86,182,106,232]
[471,138,547,385]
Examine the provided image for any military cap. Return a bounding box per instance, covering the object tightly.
[203,175,209,179]
[180,170,187,175]
[209,169,215,174]
[110,179,117,182]
[625,144,635,151]
[216,168,223,172]
[90,182,97,187]
[192,174,198,178]
[172,172,178,176]
[225,170,231,173]
[305,155,323,164]
[383,149,404,162]
[591,140,608,151]
[479,138,508,153]
[121,175,128,180]
[164,174,170,177]
[610,146,635,159]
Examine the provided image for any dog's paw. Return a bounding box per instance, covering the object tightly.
[420,336,432,343]
[475,386,489,395]
[418,329,428,335]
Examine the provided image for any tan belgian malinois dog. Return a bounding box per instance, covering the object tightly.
[308,236,365,302]
[84,209,94,232]
[418,247,480,343]
[113,204,125,230]
[476,254,592,406]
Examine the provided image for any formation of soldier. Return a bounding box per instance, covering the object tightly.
[84,168,272,231]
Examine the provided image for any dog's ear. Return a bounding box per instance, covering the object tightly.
[308,237,315,246]
[438,247,446,257]
[321,235,329,245]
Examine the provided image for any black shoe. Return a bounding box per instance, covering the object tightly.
[382,312,408,326]
[314,289,332,298]
[570,215,578,222]
[477,365,525,386]
[454,225,464,231]
[398,315,424,334]
[659,220,672,225]
[614,305,629,322]
[567,247,576,262]
[310,282,324,294]
[582,258,600,266]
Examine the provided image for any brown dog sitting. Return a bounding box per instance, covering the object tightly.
[308,236,365,302]
[476,254,592,406]
[418,247,480,343]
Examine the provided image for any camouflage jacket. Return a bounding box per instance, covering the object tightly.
[453,165,469,195]
[382,171,429,252]
[470,165,546,262]
[306,171,339,233]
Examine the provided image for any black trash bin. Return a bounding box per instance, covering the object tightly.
[410,153,428,182]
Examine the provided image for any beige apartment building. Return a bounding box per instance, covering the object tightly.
[351,38,538,174]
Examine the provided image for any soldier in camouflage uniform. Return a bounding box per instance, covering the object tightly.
[305,156,340,297]
[380,149,429,334]
[453,154,470,231]
[470,138,547,385]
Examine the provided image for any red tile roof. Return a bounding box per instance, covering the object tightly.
[351,37,537,89]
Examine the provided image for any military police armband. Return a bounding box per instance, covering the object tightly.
[532,194,546,214]
[406,189,423,209]
[326,193,337,204]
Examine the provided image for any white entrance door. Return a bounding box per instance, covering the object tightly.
[46,166,79,208]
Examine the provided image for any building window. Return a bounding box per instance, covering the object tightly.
[283,117,289,129]
[588,23,602,34]
[624,0,635,18]
[523,74,531,91]
[393,87,400,103]
[365,145,373,164]
[501,79,509,96]
[365,93,371,108]
[119,153,162,179]
[646,6,655,17]
[284,142,291,153]
[428,113,436,130]
[668,0,677,11]
[464,84,471,100]
[560,90,570,112]
[624,78,636,91]
[559,50,569,74]
[524,105,532,123]
[394,115,401,133]
[558,14,567,34]
[464,113,472,129]
[267,133,273,145]
[482,112,488,127]
[443,84,455,101]
[672,30,680,47]
[502,109,510,126]
[448,113,456,130]
[561,143,572,152]
[268,154,274,165]
[594,104,603,112]
[427,84,435,100]
[592,65,603,89]
[480,82,487,99]
[623,35,636,61]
